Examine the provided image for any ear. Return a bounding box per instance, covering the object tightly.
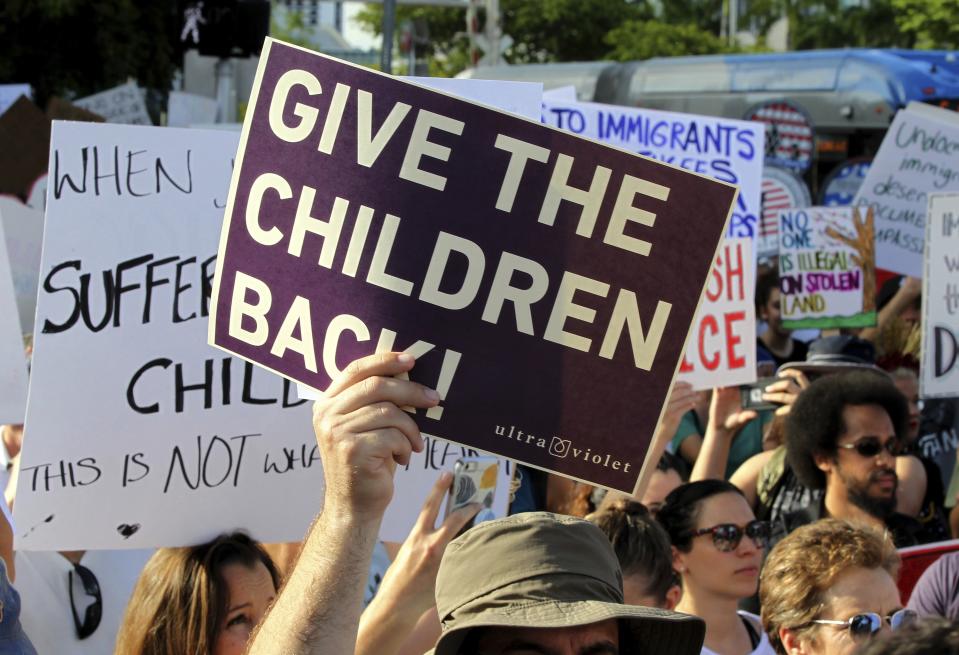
[671,545,687,574]
[779,627,808,655]
[813,451,833,475]
[664,584,682,611]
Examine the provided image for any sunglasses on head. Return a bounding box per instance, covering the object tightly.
[688,520,771,552]
[837,437,904,458]
[69,562,102,640]
[809,608,918,642]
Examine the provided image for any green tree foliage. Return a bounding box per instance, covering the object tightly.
[893,0,959,48]
[605,20,735,61]
[0,0,178,106]
[789,0,913,49]
[355,0,654,75]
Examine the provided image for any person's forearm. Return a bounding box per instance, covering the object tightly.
[355,595,426,655]
[860,287,916,341]
[690,426,732,482]
[248,506,381,655]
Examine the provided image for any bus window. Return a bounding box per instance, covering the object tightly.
[733,60,839,92]
[642,63,730,93]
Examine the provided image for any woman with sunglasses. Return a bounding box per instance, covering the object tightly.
[658,480,775,655]
[760,518,914,655]
[114,532,280,655]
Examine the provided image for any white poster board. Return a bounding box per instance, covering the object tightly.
[922,193,959,399]
[14,122,509,550]
[0,197,44,334]
[167,91,218,127]
[778,206,876,330]
[854,102,959,277]
[541,98,765,240]
[678,238,756,390]
[75,82,152,125]
[0,219,28,424]
[406,77,543,120]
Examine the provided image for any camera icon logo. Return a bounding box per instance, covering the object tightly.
[549,437,572,458]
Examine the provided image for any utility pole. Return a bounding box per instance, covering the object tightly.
[381,0,397,73]
[485,0,501,67]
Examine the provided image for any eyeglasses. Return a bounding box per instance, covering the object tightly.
[837,437,905,458]
[688,520,771,552]
[809,608,918,642]
[68,562,102,640]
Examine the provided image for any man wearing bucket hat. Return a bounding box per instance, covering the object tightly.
[247,353,705,655]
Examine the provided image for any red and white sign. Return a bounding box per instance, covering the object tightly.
[679,238,756,390]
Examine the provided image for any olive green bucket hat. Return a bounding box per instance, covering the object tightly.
[428,512,705,655]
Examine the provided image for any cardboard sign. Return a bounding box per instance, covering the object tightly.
[854,102,959,277]
[921,194,959,398]
[0,219,28,424]
[778,206,877,329]
[208,40,737,494]
[12,121,511,550]
[541,98,763,239]
[0,198,44,334]
[407,78,543,120]
[678,238,756,390]
[75,82,152,125]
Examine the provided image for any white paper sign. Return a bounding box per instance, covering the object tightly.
[75,82,152,125]
[0,219,28,424]
[543,85,578,102]
[15,122,505,550]
[406,77,543,120]
[778,207,876,330]
[167,91,218,127]
[541,98,765,240]
[854,102,959,277]
[0,84,31,116]
[0,198,44,334]
[922,194,959,398]
[678,238,756,390]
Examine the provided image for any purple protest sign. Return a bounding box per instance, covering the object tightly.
[209,39,737,493]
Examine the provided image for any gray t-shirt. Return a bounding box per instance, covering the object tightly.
[907,552,959,620]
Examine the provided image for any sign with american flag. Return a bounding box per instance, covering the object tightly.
[758,166,812,258]
[745,101,814,172]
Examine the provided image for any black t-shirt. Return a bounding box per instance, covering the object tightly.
[756,337,809,369]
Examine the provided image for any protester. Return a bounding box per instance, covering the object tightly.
[15,546,152,654]
[657,480,775,655]
[588,499,681,609]
[244,352,707,655]
[759,519,912,655]
[906,552,959,621]
[860,275,922,344]
[356,472,479,655]
[597,451,688,519]
[755,270,808,369]
[114,532,280,655]
[0,504,36,654]
[853,617,959,655]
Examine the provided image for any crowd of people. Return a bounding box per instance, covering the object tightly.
[0,262,957,655]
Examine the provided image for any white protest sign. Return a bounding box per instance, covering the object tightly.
[14,121,504,550]
[678,238,756,390]
[167,91,218,127]
[541,98,764,239]
[854,102,959,277]
[543,85,578,101]
[922,194,959,398]
[75,81,152,125]
[778,206,876,330]
[0,219,28,424]
[0,84,31,116]
[406,77,543,120]
[0,197,44,334]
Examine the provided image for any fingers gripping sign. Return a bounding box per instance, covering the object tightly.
[314,352,441,520]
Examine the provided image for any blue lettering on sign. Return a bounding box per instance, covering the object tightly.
[780,210,813,248]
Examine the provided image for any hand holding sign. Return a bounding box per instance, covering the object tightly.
[314,352,437,520]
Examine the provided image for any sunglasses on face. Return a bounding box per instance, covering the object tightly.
[69,562,103,640]
[836,437,905,458]
[810,608,918,642]
[688,520,771,552]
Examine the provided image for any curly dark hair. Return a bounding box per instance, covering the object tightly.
[656,480,744,552]
[854,618,959,655]
[785,371,909,490]
[588,499,675,604]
